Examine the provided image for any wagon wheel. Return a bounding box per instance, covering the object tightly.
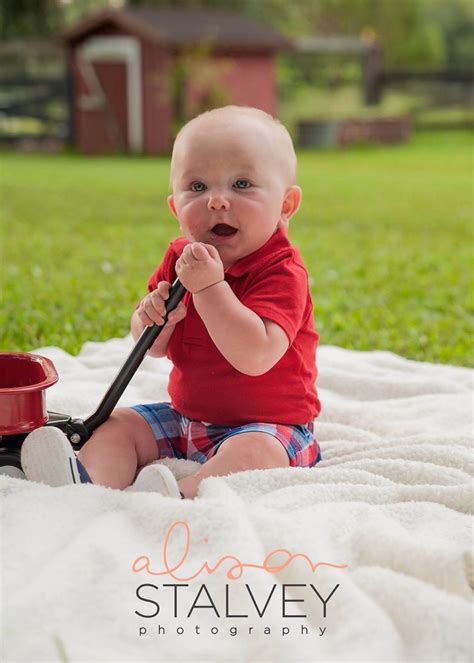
[0,448,25,479]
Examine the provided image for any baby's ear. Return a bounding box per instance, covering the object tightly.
[281,185,302,224]
[167,195,178,218]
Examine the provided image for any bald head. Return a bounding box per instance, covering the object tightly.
[169,106,297,191]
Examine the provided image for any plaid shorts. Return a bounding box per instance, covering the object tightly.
[131,402,322,467]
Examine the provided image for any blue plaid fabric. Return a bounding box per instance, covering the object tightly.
[131,402,321,467]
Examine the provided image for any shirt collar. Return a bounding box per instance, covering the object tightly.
[171,228,290,278]
[225,228,290,277]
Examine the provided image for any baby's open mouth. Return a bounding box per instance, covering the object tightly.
[211,223,238,237]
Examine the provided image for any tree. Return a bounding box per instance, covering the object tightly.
[125,0,446,68]
[423,0,474,69]
[2,0,472,70]
[0,0,62,40]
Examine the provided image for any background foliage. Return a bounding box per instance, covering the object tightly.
[1,0,473,70]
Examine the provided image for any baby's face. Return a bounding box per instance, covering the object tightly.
[168,114,300,267]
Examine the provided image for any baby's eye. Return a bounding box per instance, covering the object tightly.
[234,179,251,189]
[191,182,206,192]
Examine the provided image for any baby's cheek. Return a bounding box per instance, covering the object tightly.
[179,209,201,234]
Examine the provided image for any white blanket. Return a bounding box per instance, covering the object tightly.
[2,336,473,662]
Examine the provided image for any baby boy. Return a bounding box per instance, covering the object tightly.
[22,105,321,498]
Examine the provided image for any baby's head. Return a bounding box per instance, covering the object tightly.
[167,106,301,267]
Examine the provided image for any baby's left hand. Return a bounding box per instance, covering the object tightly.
[175,242,224,294]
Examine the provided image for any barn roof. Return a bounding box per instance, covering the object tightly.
[63,7,291,52]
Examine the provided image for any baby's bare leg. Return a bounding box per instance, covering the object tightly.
[178,432,289,499]
[77,408,159,489]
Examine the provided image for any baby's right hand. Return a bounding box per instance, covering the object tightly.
[137,281,187,328]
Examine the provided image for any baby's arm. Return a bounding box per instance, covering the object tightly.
[195,282,289,375]
[176,243,289,375]
[131,281,186,357]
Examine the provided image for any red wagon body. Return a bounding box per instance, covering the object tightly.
[0,353,58,436]
[0,279,185,478]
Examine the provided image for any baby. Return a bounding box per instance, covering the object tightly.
[21,105,322,498]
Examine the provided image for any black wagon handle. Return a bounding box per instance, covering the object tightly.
[79,278,186,439]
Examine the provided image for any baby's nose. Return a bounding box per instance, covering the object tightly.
[207,192,230,211]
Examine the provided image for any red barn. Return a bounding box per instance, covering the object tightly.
[63,7,290,155]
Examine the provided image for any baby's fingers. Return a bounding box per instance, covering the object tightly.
[137,307,155,327]
[156,280,171,299]
[201,243,221,261]
[139,291,166,325]
[190,242,211,261]
[167,302,187,325]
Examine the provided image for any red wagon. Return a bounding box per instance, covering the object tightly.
[0,280,185,476]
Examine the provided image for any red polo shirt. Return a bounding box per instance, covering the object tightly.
[146,228,320,426]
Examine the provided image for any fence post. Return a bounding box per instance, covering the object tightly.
[65,75,74,146]
[363,42,383,105]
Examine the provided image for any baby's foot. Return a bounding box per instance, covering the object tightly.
[21,426,92,487]
[127,463,183,498]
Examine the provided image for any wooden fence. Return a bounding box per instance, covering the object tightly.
[0,74,71,146]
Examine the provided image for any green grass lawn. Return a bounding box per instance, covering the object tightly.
[2,130,473,366]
